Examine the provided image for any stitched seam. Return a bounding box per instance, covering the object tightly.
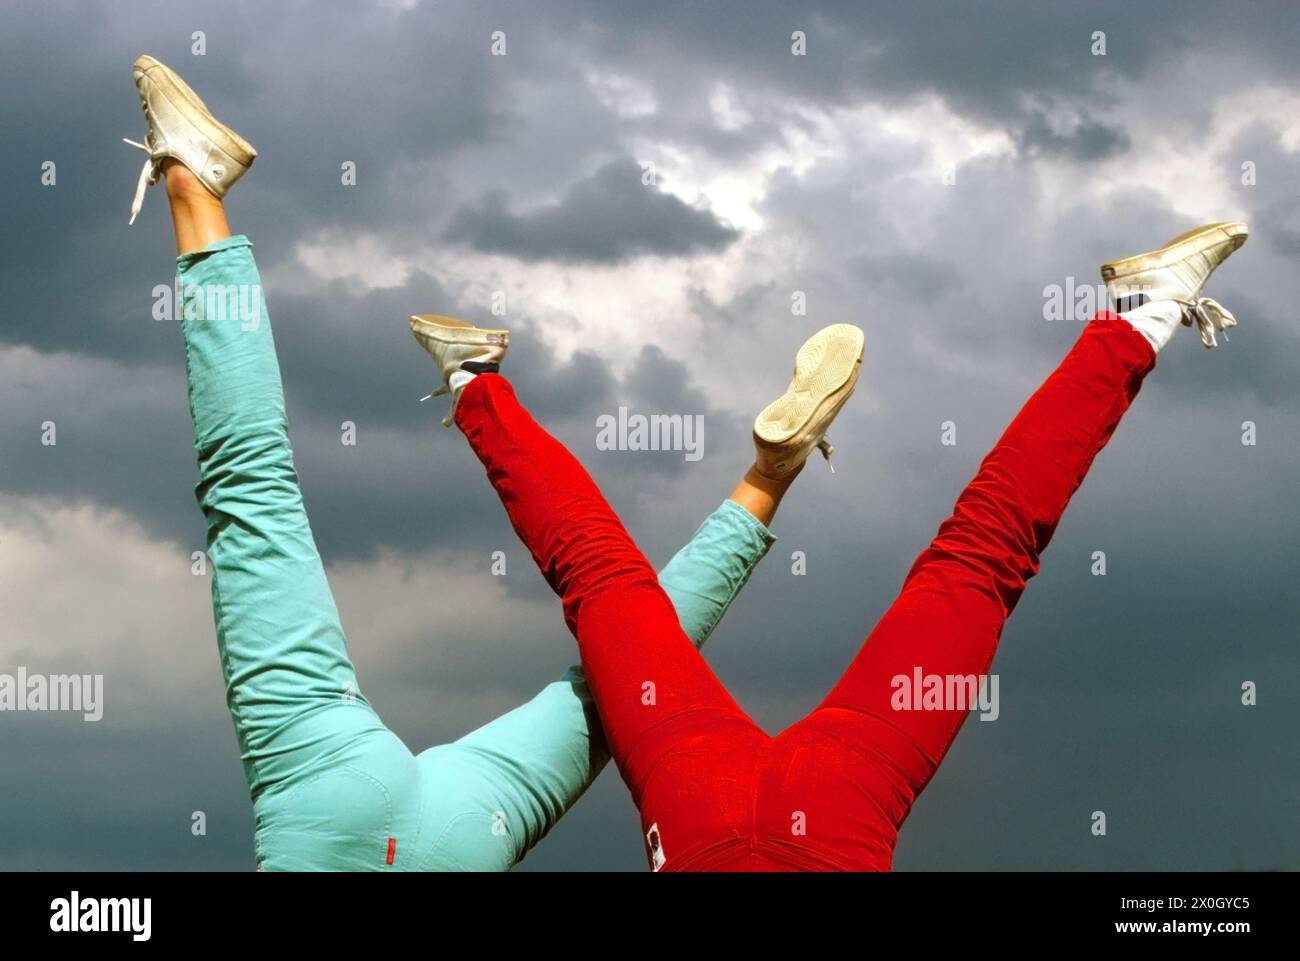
[621,705,764,766]
[422,812,506,872]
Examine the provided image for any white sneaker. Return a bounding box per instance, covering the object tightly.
[1101,221,1248,350]
[410,314,510,426]
[752,323,865,479]
[123,55,257,224]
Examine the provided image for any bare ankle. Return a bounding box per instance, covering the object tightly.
[162,160,212,202]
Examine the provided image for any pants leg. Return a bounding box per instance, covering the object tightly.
[453,375,763,814]
[794,312,1156,860]
[178,236,419,869]
[656,499,777,645]
[421,499,776,865]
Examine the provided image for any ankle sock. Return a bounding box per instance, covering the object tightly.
[1120,299,1185,354]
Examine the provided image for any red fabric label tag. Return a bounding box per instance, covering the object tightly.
[386,837,397,865]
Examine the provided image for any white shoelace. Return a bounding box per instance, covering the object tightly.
[122,137,161,225]
[1180,296,1238,349]
[816,437,835,473]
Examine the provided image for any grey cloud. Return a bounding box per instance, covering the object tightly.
[1225,121,1300,259]
[444,159,740,263]
[0,267,726,575]
[1016,108,1131,162]
[853,252,964,304]
[552,1,1210,163]
[686,281,780,329]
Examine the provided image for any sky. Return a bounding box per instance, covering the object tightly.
[0,0,1296,871]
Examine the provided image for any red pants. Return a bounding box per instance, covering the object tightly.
[456,313,1155,871]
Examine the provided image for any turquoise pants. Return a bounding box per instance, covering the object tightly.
[178,236,775,870]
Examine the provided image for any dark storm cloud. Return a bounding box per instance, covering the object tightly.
[0,247,732,578]
[853,252,964,304]
[283,308,735,570]
[1016,108,1131,162]
[0,0,507,357]
[0,346,206,551]
[552,0,1300,160]
[445,159,740,263]
[1226,120,1300,259]
[1258,193,1300,259]
[685,281,780,329]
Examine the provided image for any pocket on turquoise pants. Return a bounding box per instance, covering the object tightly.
[416,811,517,872]
[253,731,429,871]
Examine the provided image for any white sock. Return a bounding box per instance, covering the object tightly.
[1120,299,1185,354]
[448,369,475,393]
